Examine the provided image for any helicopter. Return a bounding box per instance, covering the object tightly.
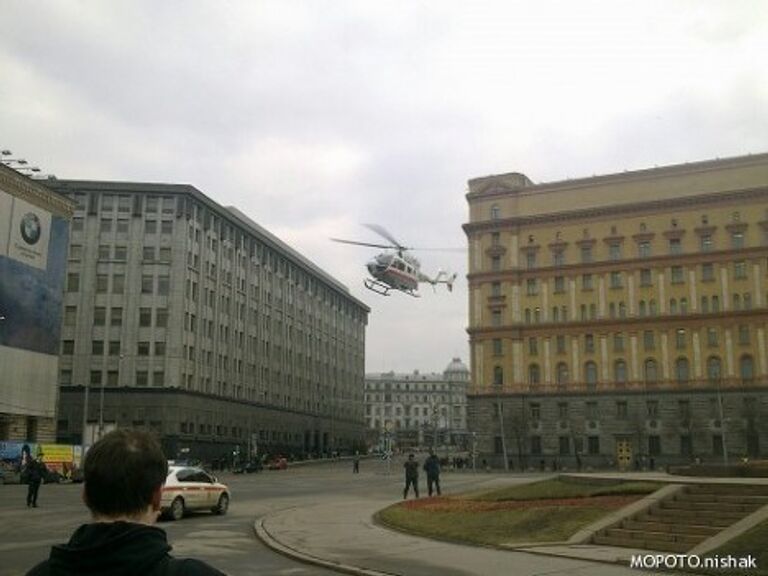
[331,224,458,297]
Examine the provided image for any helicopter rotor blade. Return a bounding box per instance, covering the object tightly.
[330,237,395,250]
[362,223,410,251]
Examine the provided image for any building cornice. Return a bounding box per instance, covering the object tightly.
[0,165,75,216]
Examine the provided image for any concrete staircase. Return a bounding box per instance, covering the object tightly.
[592,483,768,552]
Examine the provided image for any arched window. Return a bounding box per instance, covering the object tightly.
[644,359,658,384]
[584,361,598,390]
[740,355,754,383]
[490,204,500,220]
[701,296,709,313]
[493,365,504,386]
[707,356,722,383]
[676,357,690,384]
[614,360,627,384]
[556,362,569,386]
[649,299,657,316]
[639,300,647,316]
[712,295,720,312]
[619,302,627,318]
[534,307,541,323]
[590,303,597,319]
[744,293,752,310]
[552,307,559,322]
[670,298,678,315]
[680,298,688,315]
[525,309,531,323]
[528,364,540,386]
[733,293,742,311]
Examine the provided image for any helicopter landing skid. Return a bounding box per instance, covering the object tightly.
[364,278,420,297]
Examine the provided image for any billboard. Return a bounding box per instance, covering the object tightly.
[0,187,69,417]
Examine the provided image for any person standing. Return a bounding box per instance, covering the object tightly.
[403,453,419,499]
[26,429,226,576]
[423,450,441,497]
[25,455,47,508]
[352,451,360,473]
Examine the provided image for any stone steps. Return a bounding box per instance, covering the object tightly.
[591,483,768,552]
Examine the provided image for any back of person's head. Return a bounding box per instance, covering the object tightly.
[83,429,168,517]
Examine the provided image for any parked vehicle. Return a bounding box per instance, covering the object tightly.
[266,456,288,470]
[160,466,230,521]
[233,460,262,474]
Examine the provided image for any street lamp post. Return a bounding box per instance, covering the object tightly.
[716,379,729,466]
[497,401,509,471]
[81,381,90,447]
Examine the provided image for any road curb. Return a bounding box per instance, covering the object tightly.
[253,515,400,576]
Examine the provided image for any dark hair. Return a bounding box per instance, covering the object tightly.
[83,429,168,517]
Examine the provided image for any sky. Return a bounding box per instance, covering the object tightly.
[1,1,767,373]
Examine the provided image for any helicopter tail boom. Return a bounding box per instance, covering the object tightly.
[423,270,457,292]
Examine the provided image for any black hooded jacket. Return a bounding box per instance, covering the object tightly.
[26,521,225,576]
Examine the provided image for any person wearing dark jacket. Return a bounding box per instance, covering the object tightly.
[26,429,226,576]
[403,453,419,499]
[25,455,47,508]
[423,450,442,497]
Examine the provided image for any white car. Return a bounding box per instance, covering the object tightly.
[160,466,230,521]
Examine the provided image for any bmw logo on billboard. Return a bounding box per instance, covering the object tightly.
[19,212,42,245]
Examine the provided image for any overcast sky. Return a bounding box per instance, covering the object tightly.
[2,1,767,373]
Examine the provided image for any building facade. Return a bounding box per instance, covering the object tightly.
[0,165,74,443]
[44,179,369,462]
[365,358,469,449]
[465,153,768,470]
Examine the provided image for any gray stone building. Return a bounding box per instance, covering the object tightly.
[44,179,369,462]
[365,358,469,450]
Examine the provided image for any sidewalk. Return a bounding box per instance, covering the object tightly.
[255,495,660,576]
[254,471,768,576]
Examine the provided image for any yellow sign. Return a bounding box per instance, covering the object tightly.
[39,444,74,463]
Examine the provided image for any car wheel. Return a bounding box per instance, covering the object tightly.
[213,493,229,515]
[170,497,185,521]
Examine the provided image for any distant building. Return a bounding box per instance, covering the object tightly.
[365,358,469,449]
[44,178,369,462]
[464,153,768,470]
[0,165,74,442]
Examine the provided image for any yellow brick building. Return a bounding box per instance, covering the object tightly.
[464,153,768,470]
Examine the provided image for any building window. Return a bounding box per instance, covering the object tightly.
[553,251,565,267]
[588,436,600,455]
[141,275,154,294]
[707,328,719,347]
[584,334,595,353]
[734,260,747,279]
[669,238,682,255]
[740,355,754,383]
[731,231,745,249]
[114,245,127,261]
[90,371,102,386]
[643,330,654,351]
[711,295,720,312]
[614,360,627,384]
[670,266,685,284]
[644,359,658,384]
[530,436,542,455]
[66,273,80,292]
[491,282,501,297]
[526,251,537,269]
[156,308,169,327]
[648,435,662,456]
[526,279,538,296]
[92,340,104,355]
[139,308,152,327]
[613,334,624,353]
[582,274,593,290]
[554,276,565,293]
[492,338,503,356]
[581,245,593,263]
[680,435,692,456]
[98,245,110,260]
[638,241,651,258]
[138,341,150,356]
[559,436,571,455]
[610,271,623,289]
[491,310,502,327]
[96,274,109,293]
[110,307,122,327]
[490,255,501,271]
[701,263,714,281]
[646,400,659,418]
[100,219,112,233]
[675,357,690,383]
[700,234,713,251]
[556,335,566,354]
[556,362,569,386]
[491,232,500,246]
[616,401,628,419]
[584,362,597,389]
[493,366,503,386]
[93,307,106,326]
[528,337,538,355]
[675,328,686,349]
[490,204,500,220]
[707,356,722,383]
[158,275,170,296]
[738,325,750,345]
[136,371,149,386]
[528,364,540,386]
[639,268,652,286]
[530,403,540,421]
[61,340,74,355]
[609,243,622,260]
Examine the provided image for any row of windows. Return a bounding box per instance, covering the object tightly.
[492,354,755,387]
[63,305,169,327]
[59,369,165,387]
[514,261,752,295]
[60,339,165,356]
[71,217,174,235]
[516,434,739,458]
[493,326,753,359]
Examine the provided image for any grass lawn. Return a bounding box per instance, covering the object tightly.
[376,478,663,547]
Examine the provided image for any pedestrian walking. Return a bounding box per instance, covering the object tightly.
[25,455,47,508]
[352,451,360,473]
[403,453,419,499]
[26,429,226,576]
[424,450,441,497]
